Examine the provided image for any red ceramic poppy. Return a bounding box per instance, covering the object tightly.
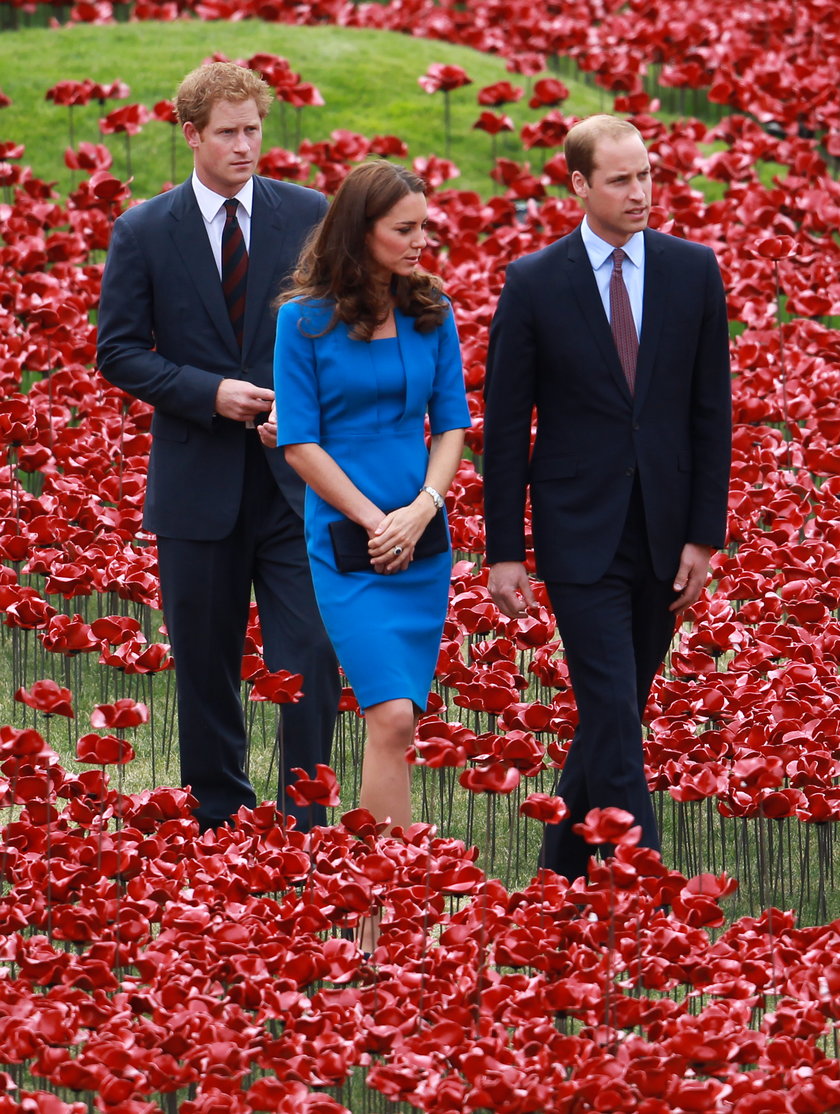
[152,99,178,125]
[459,763,520,794]
[46,79,97,107]
[98,103,153,136]
[90,698,148,729]
[573,807,641,847]
[248,670,304,704]
[14,679,74,718]
[276,80,326,109]
[418,63,473,95]
[369,134,409,158]
[477,81,524,107]
[528,77,570,109]
[64,142,114,172]
[473,111,515,136]
[75,731,136,765]
[751,234,798,260]
[519,792,569,823]
[286,763,341,807]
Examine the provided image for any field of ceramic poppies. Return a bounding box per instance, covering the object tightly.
[2,0,840,1111]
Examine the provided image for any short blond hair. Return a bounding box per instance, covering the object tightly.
[564,115,644,182]
[175,62,273,133]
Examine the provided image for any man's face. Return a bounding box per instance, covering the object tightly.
[183,97,263,197]
[571,134,651,246]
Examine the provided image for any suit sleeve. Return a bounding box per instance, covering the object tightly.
[96,212,223,430]
[687,248,732,547]
[483,263,538,565]
[428,301,471,435]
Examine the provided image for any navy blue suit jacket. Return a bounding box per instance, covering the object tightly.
[97,175,327,539]
[483,225,732,583]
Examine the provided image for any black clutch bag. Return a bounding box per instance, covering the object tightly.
[328,511,449,573]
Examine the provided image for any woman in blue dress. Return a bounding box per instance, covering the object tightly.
[270,160,470,847]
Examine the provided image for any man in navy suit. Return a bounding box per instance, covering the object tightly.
[97,62,339,832]
[483,115,731,880]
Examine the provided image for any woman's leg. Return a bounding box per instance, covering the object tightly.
[359,697,417,833]
[356,697,417,952]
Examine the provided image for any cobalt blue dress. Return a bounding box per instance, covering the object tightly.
[274,298,470,712]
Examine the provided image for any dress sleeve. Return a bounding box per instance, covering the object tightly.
[274,301,321,446]
[428,301,471,435]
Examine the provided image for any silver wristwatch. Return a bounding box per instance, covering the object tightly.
[421,485,444,511]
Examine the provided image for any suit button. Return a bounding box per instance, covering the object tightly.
[633,422,640,431]
[626,467,635,477]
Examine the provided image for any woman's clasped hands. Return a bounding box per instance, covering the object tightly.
[367,496,437,575]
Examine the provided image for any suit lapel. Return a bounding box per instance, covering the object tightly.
[168,180,240,358]
[246,178,284,361]
[564,226,632,400]
[634,229,667,413]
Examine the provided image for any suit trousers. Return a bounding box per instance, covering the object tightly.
[540,480,677,881]
[157,431,339,832]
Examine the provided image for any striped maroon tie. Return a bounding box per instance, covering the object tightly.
[222,198,248,349]
[610,247,638,393]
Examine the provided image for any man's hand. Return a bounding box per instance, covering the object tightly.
[670,543,715,613]
[257,402,278,448]
[215,379,275,423]
[488,561,537,618]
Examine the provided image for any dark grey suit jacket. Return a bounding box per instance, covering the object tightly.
[97,175,327,539]
[484,225,732,583]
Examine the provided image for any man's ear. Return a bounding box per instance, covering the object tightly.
[183,121,200,151]
[570,169,588,200]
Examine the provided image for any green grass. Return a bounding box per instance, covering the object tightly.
[0,21,606,198]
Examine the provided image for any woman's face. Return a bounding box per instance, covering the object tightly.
[366,190,428,283]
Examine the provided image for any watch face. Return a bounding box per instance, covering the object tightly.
[425,486,442,509]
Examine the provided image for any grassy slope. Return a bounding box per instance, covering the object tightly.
[0,21,606,198]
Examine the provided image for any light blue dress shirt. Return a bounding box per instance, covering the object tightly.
[580,216,645,340]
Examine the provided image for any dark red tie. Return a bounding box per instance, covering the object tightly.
[610,247,638,393]
[222,198,248,349]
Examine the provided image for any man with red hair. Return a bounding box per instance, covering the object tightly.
[98,62,339,833]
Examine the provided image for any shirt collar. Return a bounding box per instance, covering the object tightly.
[191,170,254,222]
[581,216,644,271]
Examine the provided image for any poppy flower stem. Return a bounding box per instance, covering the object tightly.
[816,822,830,922]
[279,100,289,149]
[772,260,793,470]
[443,89,452,158]
[115,403,126,501]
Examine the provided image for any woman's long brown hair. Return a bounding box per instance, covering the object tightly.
[274,160,448,340]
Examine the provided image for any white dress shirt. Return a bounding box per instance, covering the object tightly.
[580,216,644,340]
[191,171,254,277]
